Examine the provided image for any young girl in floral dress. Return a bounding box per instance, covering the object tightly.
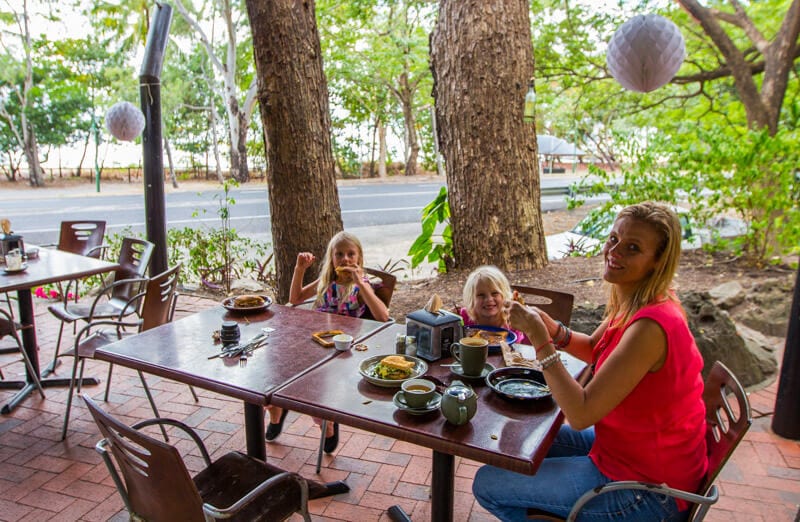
[265,232,389,452]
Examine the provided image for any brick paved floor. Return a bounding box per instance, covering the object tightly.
[0,293,798,521]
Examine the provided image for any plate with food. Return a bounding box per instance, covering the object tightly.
[222,294,273,313]
[464,325,518,353]
[359,354,428,388]
[485,367,552,401]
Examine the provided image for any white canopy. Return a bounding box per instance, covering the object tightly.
[537,135,586,157]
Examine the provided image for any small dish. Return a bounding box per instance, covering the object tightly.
[2,263,27,274]
[486,367,552,401]
[359,354,428,388]
[222,295,273,314]
[393,390,442,415]
[449,362,495,381]
[464,325,518,353]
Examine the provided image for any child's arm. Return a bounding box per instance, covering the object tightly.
[353,269,390,322]
[288,252,319,305]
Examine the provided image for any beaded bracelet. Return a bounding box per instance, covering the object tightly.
[539,351,561,370]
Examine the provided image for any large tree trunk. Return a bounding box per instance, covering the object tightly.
[247,0,342,304]
[228,99,249,183]
[430,0,545,271]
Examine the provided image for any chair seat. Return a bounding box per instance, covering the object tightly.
[48,301,129,323]
[64,329,133,360]
[193,451,340,521]
[0,318,21,338]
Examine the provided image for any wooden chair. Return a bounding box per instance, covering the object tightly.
[60,264,182,440]
[511,285,575,326]
[47,237,154,368]
[47,220,108,303]
[82,394,316,522]
[527,361,752,521]
[0,308,45,399]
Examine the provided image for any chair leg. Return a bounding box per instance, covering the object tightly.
[104,363,114,401]
[51,321,67,370]
[138,370,169,442]
[316,420,327,474]
[61,355,82,440]
[16,343,45,399]
[188,385,199,402]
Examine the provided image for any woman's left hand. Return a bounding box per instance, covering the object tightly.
[506,301,549,344]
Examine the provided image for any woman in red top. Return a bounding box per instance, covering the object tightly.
[473,202,707,521]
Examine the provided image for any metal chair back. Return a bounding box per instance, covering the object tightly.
[58,221,106,258]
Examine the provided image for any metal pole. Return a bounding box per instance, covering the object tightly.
[772,256,800,439]
[139,2,172,276]
[92,116,101,193]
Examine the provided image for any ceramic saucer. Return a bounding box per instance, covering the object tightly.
[2,263,27,274]
[393,390,442,415]
[449,362,495,381]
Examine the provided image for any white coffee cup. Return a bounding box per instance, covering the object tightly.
[333,333,354,351]
[5,249,22,270]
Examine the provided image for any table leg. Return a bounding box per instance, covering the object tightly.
[244,401,266,460]
[1,289,100,415]
[388,450,454,522]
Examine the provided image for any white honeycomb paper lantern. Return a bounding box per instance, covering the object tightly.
[606,14,685,93]
[105,101,146,141]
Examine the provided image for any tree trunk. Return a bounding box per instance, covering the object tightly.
[209,95,224,183]
[430,0,545,271]
[228,99,250,183]
[246,0,342,304]
[378,119,387,179]
[431,105,445,177]
[22,119,44,187]
[164,136,179,188]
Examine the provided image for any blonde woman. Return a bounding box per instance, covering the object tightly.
[474,202,706,521]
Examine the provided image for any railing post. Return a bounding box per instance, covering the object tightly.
[139,2,172,276]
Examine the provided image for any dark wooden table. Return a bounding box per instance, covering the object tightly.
[272,323,588,522]
[95,303,389,460]
[0,247,119,414]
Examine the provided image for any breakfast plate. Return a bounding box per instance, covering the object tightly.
[393,390,442,415]
[359,354,428,388]
[486,367,552,401]
[222,295,273,313]
[464,325,518,353]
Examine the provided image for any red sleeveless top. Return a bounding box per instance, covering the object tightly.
[588,299,707,510]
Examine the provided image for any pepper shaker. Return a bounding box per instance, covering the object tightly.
[395,333,407,355]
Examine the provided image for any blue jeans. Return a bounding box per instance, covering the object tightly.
[472,425,686,521]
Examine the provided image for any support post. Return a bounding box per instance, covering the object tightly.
[139,2,172,276]
[772,257,800,439]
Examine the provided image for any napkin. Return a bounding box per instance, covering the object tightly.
[424,293,443,313]
[500,341,540,369]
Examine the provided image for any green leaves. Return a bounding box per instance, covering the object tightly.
[408,185,453,272]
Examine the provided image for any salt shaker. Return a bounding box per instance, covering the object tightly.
[395,333,407,355]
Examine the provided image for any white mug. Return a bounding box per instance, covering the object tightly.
[5,249,22,270]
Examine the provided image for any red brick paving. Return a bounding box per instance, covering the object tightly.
[0,294,798,521]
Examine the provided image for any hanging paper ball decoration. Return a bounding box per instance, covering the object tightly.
[606,14,685,93]
[105,101,146,141]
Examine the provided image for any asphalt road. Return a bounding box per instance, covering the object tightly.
[1,176,602,276]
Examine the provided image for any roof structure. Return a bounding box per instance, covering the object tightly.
[537,134,586,157]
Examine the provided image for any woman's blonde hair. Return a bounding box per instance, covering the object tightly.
[605,202,682,325]
[314,231,365,307]
[462,265,512,321]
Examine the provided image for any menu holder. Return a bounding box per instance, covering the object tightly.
[312,330,344,348]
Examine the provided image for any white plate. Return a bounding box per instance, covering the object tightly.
[358,354,428,388]
[2,263,27,274]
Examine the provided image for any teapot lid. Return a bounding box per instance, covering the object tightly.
[445,381,474,400]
